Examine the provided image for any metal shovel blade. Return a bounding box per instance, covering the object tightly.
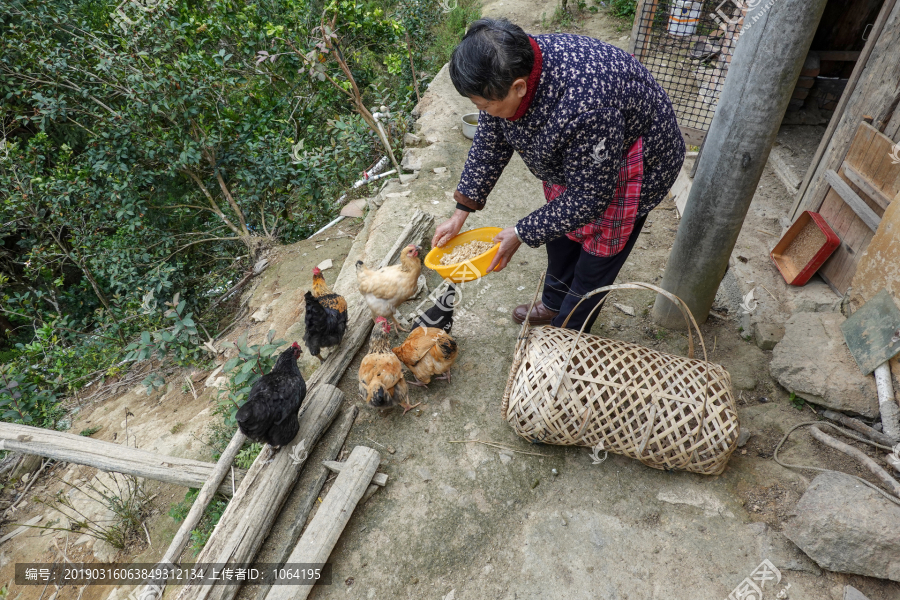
[840,288,900,375]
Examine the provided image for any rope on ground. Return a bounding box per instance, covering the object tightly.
[773,420,900,507]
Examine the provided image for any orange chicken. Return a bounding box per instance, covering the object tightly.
[358,317,419,414]
[392,326,458,387]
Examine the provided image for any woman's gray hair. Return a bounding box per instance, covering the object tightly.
[449,18,534,101]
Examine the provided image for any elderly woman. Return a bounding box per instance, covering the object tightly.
[432,18,685,331]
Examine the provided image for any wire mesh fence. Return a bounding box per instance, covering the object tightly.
[631,0,748,142]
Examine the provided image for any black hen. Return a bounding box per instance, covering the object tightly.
[236,342,306,454]
[304,267,348,361]
[411,283,456,332]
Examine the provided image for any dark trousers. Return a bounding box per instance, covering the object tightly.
[542,215,648,331]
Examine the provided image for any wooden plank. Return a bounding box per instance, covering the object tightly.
[630,0,660,60]
[264,446,381,600]
[816,50,862,62]
[790,0,900,220]
[0,423,245,496]
[851,191,900,305]
[768,145,801,191]
[843,163,893,210]
[173,210,435,600]
[819,186,875,294]
[174,384,344,600]
[824,169,881,231]
[627,0,650,55]
[322,460,388,486]
[0,515,42,544]
[253,407,359,600]
[139,431,248,598]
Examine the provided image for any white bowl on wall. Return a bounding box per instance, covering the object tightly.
[461,113,478,139]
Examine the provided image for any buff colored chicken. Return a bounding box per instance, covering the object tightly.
[355,244,422,331]
[392,326,458,387]
[358,317,419,414]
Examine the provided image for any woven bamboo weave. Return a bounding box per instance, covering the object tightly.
[501,282,739,475]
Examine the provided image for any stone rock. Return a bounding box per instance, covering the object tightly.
[844,586,871,600]
[284,322,304,341]
[753,321,784,351]
[250,304,271,323]
[737,428,751,447]
[399,172,418,184]
[400,151,423,172]
[204,365,224,388]
[782,471,900,581]
[93,539,118,563]
[728,360,758,391]
[770,312,878,417]
[403,132,423,147]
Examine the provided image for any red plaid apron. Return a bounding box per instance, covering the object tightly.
[543,136,644,257]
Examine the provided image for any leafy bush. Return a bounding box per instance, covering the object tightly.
[608,0,638,20]
[217,330,287,427]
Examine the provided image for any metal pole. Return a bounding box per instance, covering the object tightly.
[651,0,828,329]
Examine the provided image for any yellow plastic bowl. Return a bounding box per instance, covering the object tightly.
[424,227,502,283]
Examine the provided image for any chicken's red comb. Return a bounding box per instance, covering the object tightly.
[312,266,321,275]
[291,342,301,349]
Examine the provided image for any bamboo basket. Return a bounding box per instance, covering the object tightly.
[501,280,739,475]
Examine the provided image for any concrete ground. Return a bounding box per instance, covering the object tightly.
[4,6,898,600]
[240,58,898,600]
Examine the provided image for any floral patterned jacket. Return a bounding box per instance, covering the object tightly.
[454,33,685,248]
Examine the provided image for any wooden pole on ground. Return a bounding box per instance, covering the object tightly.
[172,210,434,600]
[172,384,343,600]
[0,423,245,496]
[651,0,829,328]
[253,406,358,600]
[137,431,247,599]
[264,445,380,600]
[809,426,900,498]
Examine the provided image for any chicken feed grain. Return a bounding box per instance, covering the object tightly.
[439,240,494,266]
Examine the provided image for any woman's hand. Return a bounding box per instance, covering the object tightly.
[432,208,470,248]
[486,227,522,273]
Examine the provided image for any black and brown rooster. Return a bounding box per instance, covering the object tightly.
[304,266,348,361]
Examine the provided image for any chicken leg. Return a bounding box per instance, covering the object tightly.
[400,400,421,415]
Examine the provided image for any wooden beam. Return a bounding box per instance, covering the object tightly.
[0,423,244,496]
[138,431,248,599]
[768,145,801,191]
[679,126,706,147]
[652,0,829,328]
[264,446,381,600]
[253,406,359,600]
[629,0,659,59]
[790,0,900,220]
[842,163,893,210]
[173,210,435,600]
[174,384,344,600]
[322,460,388,486]
[824,169,881,231]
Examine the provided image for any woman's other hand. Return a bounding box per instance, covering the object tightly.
[432,208,470,248]
[486,227,522,273]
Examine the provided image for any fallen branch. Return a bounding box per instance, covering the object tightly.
[448,440,550,457]
[822,409,898,446]
[809,425,900,498]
